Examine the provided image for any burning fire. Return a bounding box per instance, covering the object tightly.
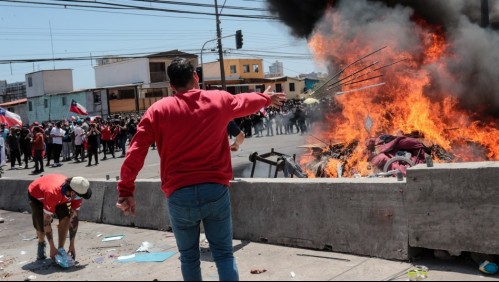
[303,11,499,177]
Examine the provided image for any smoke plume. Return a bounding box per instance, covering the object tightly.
[267,0,499,117]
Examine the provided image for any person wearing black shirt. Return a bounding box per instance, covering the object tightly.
[86,124,100,167]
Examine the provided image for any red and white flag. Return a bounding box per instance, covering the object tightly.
[70,100,88,115]
[0,107,22,127]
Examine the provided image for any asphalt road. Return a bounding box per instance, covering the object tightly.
[0,133,309,181]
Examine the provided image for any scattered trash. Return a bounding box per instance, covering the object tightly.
[0,255,4,259]
[96,233,103,238]
[22,211,29,215]
[408,266,429,281]
[291,271,296,278]
[95,257,105,264]
[137,242,154,253]
[20,251,27,256]
[102,235,125,242]
[27,275,37,280]
[250,269,267,274]
[20,234,37,242]
[116,252,177,263]
[479,261,498,275]
[117,255,135,261]
[0,218,4,224]
[54,248,76,269]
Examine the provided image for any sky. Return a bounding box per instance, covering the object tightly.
[0,0,326,90]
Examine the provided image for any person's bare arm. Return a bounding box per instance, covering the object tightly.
[230,132,245,152]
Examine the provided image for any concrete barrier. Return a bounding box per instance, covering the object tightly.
[0,178,106,222]
[230,178,408,261]
[0,179,31,213]
[406,162,499,256]
[1,161,498,261]
[101,180,170,231]
[78,179,106,223]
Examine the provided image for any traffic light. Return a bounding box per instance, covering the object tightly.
[235,30,243,49]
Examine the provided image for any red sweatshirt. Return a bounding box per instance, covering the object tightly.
[118,89,271,198]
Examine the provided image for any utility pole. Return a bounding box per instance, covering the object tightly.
[214,0,227,90]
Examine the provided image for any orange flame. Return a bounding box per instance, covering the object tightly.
[305,13,499,177]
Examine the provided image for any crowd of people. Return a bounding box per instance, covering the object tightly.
[0,99,330,175]
[0,114,143,174]
[236,99,327,138]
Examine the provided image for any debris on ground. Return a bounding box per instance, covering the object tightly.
[101,235,125,242]
[250,269,267,274]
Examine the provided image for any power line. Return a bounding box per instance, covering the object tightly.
[0,0,277,19]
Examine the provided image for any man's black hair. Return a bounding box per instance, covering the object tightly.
[167,57,195,89]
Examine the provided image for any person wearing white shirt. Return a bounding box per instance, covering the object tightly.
[50,122,66,167]
[73,123,85,163]
[0,132,6,169]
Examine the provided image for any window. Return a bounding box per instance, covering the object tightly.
[276,84,282,93]
[230,65,237,74]
[29,101,33,112]
[243,65,250,73]
[118,89,135,99]
[145,89,164,98]
[289,83,296,92]
[28,77,33,87]
[93,92,102,104]
[253,64,259,73]
[62,97,67,106]
[149,62,167,83]
[44,99,48,109]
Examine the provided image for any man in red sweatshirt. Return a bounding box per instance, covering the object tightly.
[116,57,286,281]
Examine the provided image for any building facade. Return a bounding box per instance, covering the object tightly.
[27,89,108,124]
[94,50,198,113]
[0,80,27,104]
[25,69,108,124]
[268,60,284,77]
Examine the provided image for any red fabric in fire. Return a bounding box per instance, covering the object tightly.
[370,136,427,175]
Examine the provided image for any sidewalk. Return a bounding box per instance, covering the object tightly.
[0,210,497,281]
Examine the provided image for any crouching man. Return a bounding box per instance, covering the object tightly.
[28,174,92,260]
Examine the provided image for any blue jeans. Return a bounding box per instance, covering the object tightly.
[167,183,239,281]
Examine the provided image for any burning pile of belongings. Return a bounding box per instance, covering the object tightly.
[299,131,454,179]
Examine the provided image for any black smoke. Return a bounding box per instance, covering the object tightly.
[267,0,499,118]
[265,0,331,38]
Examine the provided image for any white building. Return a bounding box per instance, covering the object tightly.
[26,69,74,98]
[268,60,284,77]
[93,50,198,113]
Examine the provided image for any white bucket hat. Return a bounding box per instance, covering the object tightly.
[69,177,92,199]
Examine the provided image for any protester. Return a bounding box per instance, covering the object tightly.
[116,57,286,281]
[100,121,115,160]
[0,125,6,169]
[28,174,92,260]
[86,123,100,167]
[7,126,22,169]
[73,121,85,163]
[31,126,45,174]
[44,123,54,167]
[50,122,65,167]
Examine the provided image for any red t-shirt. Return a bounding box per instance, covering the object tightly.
[118,89,271,198]
[28,174,82,215]
[101,126,112,141]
